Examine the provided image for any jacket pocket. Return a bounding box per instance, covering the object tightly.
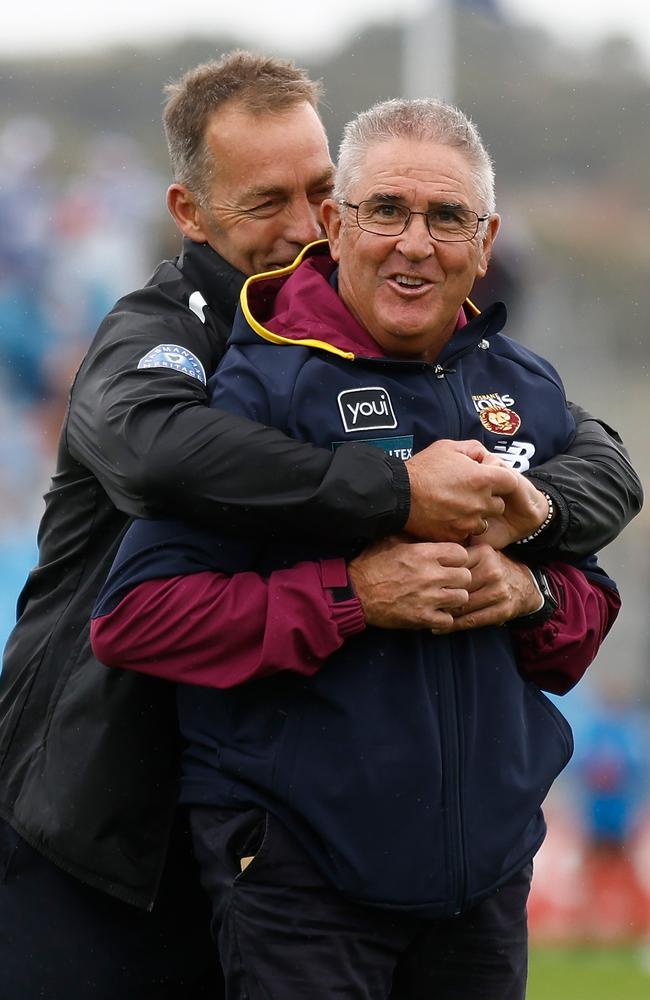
[234,811,270,884]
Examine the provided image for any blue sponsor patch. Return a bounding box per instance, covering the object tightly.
[332,434,414,460]
[137,344,206,385]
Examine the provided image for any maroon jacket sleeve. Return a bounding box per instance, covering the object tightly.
[90,557,365,688]
[511,563,621,695]
[91,553,618,695]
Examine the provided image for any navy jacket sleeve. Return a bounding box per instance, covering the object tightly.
[512,560,620,695]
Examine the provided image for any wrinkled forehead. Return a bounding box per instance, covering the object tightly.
[205,100,334,197]
[351,137,477,203]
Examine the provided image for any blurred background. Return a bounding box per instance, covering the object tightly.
[1,1,648,993]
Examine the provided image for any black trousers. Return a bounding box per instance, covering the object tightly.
[0,815,224,999]
[190,806,532,1000]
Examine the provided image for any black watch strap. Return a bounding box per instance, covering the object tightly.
[512,567,559,628]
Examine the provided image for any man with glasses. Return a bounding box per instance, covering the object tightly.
[91,96,624,999]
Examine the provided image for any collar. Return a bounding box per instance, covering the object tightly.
[241,241,506,362]
[176,238,246,320]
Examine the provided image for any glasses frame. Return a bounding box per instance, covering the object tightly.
[341,200,490,243]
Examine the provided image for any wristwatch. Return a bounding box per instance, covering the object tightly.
[513,566,559,627]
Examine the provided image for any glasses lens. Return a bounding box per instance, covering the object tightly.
[356,201,410,235]
[427,208,479,242]
[352,201,482,241]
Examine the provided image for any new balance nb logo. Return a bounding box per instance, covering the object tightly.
[492,440,536,472]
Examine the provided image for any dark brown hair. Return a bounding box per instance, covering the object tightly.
[163,50,323,203]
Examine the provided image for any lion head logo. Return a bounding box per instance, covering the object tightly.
[479,406,521,436]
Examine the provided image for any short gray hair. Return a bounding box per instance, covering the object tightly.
[333,98,495,215]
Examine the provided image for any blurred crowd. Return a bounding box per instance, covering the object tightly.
[0,114,165,648]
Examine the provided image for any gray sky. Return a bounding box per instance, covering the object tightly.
[3,0,649,65]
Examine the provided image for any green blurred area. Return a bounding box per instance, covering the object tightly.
[528,946,650,1000]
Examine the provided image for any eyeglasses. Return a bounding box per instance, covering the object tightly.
[341,200,489,243]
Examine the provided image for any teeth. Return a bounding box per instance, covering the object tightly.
[395,275,426,287]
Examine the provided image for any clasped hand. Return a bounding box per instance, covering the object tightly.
[350,439,550,632]
[404,438,550,546]
[348,536,541,633]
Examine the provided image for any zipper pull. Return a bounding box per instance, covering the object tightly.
[433,364,456,379]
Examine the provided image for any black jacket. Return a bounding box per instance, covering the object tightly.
[0,238,642,909]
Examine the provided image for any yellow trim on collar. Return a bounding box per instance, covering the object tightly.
[240,241,355,360]
[240,239,481,355]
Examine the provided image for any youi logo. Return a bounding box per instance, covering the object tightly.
[337,387,398,433]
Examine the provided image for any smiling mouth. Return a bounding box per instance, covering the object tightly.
[394,274,427,287]
[387,274,434,295]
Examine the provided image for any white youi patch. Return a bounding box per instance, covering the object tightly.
[337,387,398,433]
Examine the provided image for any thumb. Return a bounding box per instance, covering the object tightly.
[485,464,519,495]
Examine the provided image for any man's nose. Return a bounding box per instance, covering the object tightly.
[285,196,323,246]
[395,212,435,259]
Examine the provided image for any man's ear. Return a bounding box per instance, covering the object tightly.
[166,184,210,243]
[476,214,501,278]
[321,199,343,261]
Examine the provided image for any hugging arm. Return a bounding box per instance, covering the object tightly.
[522,402,643,558]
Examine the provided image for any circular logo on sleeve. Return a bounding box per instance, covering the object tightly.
[136,344,206,385]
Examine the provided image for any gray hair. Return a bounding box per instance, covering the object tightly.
[333,98,495,215]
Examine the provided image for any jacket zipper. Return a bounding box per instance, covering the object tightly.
[350,341,481,912]
[431,359,470,913]
[437,640,467,915]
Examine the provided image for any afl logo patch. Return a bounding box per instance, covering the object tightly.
[478,406,521,436]
[337,387,397,433]
[137,344,206,385]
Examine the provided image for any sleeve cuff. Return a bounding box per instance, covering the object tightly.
[518,479,570,555]
[385,456,411,531]
[320,558,366,639]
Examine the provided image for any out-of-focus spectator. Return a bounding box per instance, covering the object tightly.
[575,681,649,848]
[528,678,650,944]
[0,115,56,403]
[45,133,164,352]
[0,117,164,658]
[573,683,650,939]
[0,117,164,411]
[0,393,45,655]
